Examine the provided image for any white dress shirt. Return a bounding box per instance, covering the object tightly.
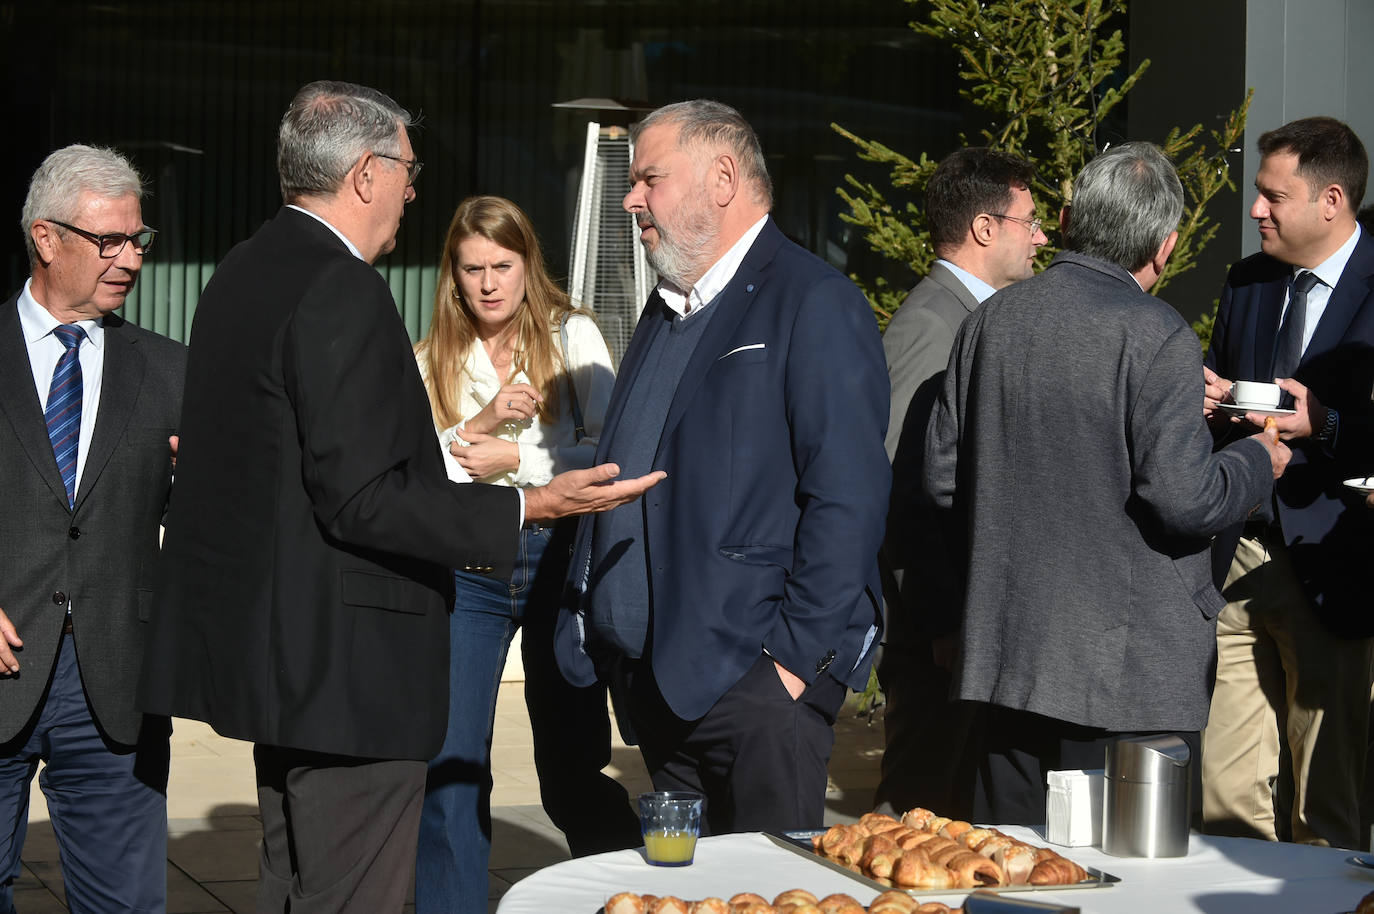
[1287,223,1362,355]
[656,215,770,319]
[18,278,104,496]
[938,258,998,303]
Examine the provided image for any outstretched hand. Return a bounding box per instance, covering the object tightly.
[523,463,666,522]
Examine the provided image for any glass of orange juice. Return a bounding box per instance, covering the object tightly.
[638,791,704,866]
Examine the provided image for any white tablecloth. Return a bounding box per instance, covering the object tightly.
[496,828,1374,913]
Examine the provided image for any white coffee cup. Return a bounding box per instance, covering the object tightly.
[1231,380,1282,409]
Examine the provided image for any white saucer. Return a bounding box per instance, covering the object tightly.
[1343,478,1374,496]
[1214,402,1296,418]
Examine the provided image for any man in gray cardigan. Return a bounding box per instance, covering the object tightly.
[877,147,1044,818]
[921,142,1289,824]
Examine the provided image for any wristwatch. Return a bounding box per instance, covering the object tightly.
[1315,407,1339,444]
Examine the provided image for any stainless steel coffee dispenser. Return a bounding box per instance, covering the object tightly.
[1101,734,1191,858]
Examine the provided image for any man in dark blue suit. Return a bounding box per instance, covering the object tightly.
[555,99,889,834]
[1200,116,1374,849]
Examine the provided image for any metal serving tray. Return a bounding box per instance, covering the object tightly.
[767,832,1120,898]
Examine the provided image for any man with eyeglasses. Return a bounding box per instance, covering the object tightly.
[877,147,1045,819]
[919,142,1287,824]
[0,144,184,913]
[138,80,660,913]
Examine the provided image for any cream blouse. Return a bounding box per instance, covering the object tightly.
[421,313,615,488]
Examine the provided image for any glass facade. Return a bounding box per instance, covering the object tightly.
[3,1,962,342]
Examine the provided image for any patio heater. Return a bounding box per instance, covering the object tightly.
[554,97,655,366]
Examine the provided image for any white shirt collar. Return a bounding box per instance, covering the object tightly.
[656,215,770,319]
[18,277,106,349]
[288,204,364,260]
[1302,223,1361,289]
[936,259,999,304]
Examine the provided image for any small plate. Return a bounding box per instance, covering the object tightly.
[1347,853,1374,871]
[1343,478,1374,496]
[1214,402,1296,418]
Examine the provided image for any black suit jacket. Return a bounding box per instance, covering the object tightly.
[139,207,520,760]
[1205,230,1374,636]
[0,293,185,745]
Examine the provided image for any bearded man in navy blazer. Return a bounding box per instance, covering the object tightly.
[1200,116,1374,849]
[554,99,890,834]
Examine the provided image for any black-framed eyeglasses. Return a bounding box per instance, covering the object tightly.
[989,213,1044,235]
[373,152,424,185]
[49,220,157,258]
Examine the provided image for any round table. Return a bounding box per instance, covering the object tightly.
[496,828,1373,913]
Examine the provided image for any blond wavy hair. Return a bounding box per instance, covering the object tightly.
[416,196,579,428]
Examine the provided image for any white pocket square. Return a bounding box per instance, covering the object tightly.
[719,343,766,360]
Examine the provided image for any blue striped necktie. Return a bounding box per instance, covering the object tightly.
[46,324,86,508]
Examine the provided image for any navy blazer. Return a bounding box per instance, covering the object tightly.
[1205,229,1374,636]
[555,218,890,721]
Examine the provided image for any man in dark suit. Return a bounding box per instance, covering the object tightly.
[922,142,1287,825]
[1200,116,1373,849]
[0,145,183,913]
[138,81,660,913]
[554,99,890,835]
[877,147,1044,818]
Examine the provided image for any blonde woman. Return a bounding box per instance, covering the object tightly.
[413,196,638,913]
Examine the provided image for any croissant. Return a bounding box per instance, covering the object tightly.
[647,897,689,914]
[868,890,916,914]
[925,816,952,834]
[867,846,905,879]
[890,847,956,889]
[960,827,996,849]
[900,807,937,831]
[859,812,905,833]
[971,833,1016,858]
[607,893,645,914]
[730,905,776,914]
[728,894,770,906]
[1357,890,1374,914]
[943,849,1005,888]
[894,830,937,851]
[782,905,823,914]
[859,834,898,869]
[937,820,972,842]
[1027,853,1088,885]
[914,905,958,914]
[772,890,818,907]
[819,824,860,856]
[816,894,865,914]
[688,900,729,914]
[993,842,1038,885]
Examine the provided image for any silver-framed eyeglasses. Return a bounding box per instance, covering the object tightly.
[373,152,424,185]
[49,220,157,258]
[989,213,1044,235]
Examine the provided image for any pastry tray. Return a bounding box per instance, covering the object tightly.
[767,832,1120,897]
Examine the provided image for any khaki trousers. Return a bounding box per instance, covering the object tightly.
[1201,534,1374,849]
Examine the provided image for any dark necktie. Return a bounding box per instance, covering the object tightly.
[1271,270,1321,380]
[46,324,86,508]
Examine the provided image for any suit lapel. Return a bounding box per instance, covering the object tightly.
[1302,233,1374,367]
[656,220,782,450]
[75,316,143,509]
[0,294,71,508]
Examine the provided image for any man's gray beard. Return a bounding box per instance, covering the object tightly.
[643,211,714,290]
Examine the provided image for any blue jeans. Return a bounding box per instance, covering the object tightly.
[415,522,641,914]
[415,526,547,914]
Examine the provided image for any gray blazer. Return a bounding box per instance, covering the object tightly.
[922,252,1273,732]
[882,262,981,460]
[0,294,185,745]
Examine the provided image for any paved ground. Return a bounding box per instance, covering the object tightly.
[15,683,885,912]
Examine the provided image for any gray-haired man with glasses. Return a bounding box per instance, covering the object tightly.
[0,144,185,913]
